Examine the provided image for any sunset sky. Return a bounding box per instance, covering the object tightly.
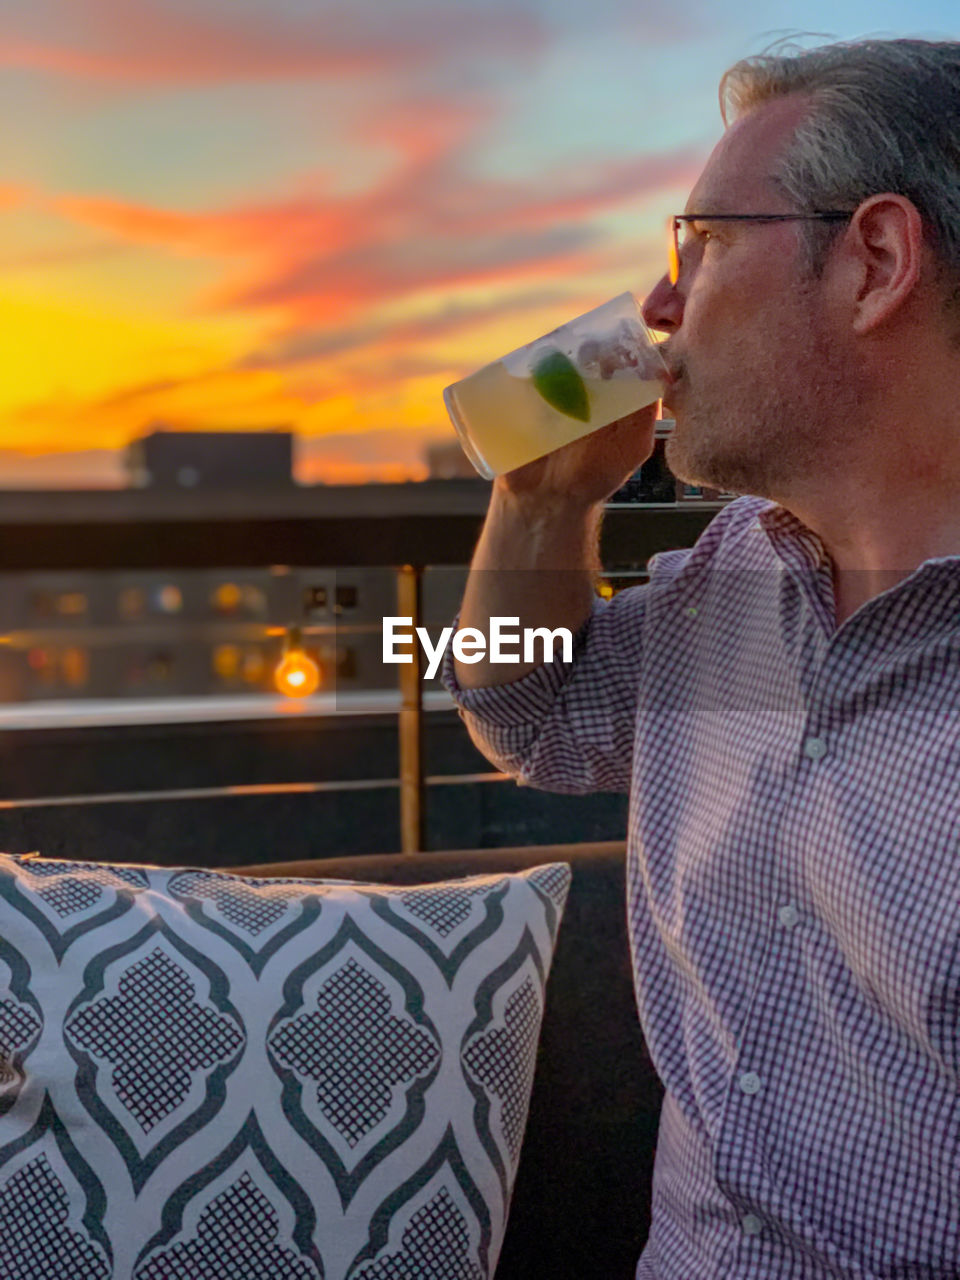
[1,0,957,485]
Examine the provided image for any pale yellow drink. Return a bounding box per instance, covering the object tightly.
[443,292,668,478]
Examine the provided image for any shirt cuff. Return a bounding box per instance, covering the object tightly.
[438,598,602,728]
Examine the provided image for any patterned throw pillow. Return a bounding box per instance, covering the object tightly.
[0,852,571,1280]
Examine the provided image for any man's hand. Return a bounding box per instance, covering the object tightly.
[499,400,661,507]
[453,399,661,688]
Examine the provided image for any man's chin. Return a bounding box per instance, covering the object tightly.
[660,385,681,416]
[661,400,681,426]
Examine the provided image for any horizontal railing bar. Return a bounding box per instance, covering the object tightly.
[0,622,391,647]
[0,689,457,731]
[0,505,726,571]
[0,772,510,810]
[426,772,510,785]
[0,481,495,526]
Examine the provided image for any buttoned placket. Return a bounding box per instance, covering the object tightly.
[721,728,817,1247]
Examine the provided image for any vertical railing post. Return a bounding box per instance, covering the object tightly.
[396,563,425,853]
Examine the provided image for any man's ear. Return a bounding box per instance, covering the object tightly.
[846,195,924,336]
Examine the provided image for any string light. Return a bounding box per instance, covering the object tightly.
[274,625,321,698]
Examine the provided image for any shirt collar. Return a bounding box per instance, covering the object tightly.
[754,500,829,571]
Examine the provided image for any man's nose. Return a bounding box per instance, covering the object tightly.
[641,272,683,334]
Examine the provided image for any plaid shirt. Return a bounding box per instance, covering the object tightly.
[441,494,960,1278]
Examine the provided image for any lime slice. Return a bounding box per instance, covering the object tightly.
[530,348,590,422]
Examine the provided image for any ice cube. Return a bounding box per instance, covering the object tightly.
[576,337,602,377]
[576,321,644,380]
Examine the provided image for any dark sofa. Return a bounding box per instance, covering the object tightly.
[233,841,666,1280]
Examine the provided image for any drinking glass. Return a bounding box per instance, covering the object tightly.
[443,291,669,478]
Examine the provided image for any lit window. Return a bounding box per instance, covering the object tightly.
[155,585,183,614]
[61,647,89,688]
[28,648,56,685]
[118,587,146,619]
[242,649,266,683]
[213,645,241,680]
[28,647,51,670]
[241,585,266,616]
[30,592,55,619]
[213,583,242,614]
[57,592,87,617]
[303,585,328,614]
[146,653,171,682]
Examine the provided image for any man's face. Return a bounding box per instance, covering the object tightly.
[642,94,863,500]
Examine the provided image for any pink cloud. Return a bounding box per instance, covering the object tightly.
[47,122,704,326]
[237,287,566,369]
[46,97,496,260]
[0,0,546,86]
[38,77,707,406]
[208,141,707,321]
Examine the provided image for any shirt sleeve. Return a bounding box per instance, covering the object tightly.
[439,586,649,794]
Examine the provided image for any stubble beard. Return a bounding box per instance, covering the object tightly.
[662,292,860,502]
[664,376,830,499]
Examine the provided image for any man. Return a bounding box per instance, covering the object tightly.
[441,37,960,1279]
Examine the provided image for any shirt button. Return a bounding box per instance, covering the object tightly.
[739,1071,761,1095]
[778,904,800,928]
[741,1213,763,1236]
[803,735,827,760]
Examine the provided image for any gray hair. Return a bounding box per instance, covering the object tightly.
[718,36,960,335]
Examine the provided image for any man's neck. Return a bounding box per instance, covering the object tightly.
[778,479,960,629]
[830,565,909,628]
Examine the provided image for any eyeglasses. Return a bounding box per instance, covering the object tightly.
[667,212,855,285]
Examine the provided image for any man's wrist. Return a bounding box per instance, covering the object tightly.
[492,476,601,527]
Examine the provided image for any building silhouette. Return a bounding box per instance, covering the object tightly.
[126,427,295,491]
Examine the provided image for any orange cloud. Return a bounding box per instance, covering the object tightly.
[0,185,28,210]
[296,430,432,485]
[47,191,342,257]
[0,440,428,488]
[0,447,126,488]
[1,368,443,485]
[237,287,566,369]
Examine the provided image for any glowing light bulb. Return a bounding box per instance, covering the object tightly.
[274,627,320,698]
